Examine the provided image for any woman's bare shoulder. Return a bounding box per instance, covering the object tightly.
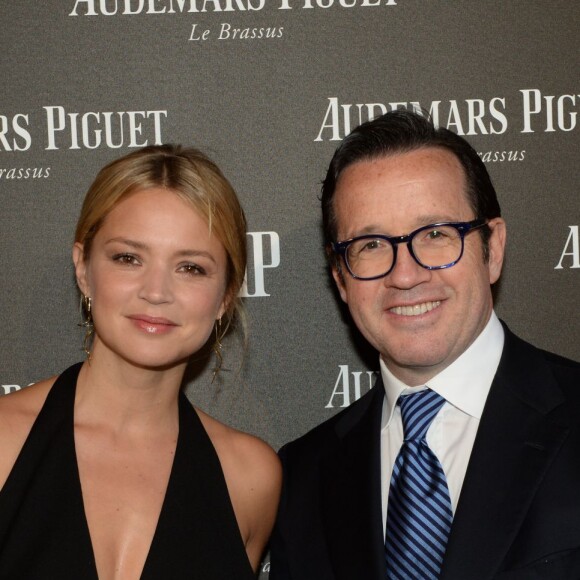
[196,408,281,484]
[196,408,281,568]
[0,376,57,489]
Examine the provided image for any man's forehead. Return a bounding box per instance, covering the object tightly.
[333,148,473,237]
[338,147,466,184]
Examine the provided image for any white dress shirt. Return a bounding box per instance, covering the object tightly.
[380,311,505,537]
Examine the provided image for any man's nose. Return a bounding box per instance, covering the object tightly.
[384,243,432,289]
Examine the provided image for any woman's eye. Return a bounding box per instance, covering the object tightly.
[112,253,139,265]
[180,263,206,276]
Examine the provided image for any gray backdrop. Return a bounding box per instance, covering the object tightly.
[1,1,578,576]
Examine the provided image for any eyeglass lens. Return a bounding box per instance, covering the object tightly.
[346,225,464,278]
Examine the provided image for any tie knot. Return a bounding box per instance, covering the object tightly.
[399,389,446,442]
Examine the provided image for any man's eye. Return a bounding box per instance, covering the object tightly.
[350,238,388,259]
[426,229,449,240]
[361,239,384,251]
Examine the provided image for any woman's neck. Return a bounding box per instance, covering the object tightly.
[74,348,187,437]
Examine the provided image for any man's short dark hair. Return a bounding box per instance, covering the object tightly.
[321,109,502,265]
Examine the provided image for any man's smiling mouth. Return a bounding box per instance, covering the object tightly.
[389,301,441,316]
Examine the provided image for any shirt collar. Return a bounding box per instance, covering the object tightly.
[380,311,504,429]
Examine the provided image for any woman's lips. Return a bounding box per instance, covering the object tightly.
[128,315,178,334]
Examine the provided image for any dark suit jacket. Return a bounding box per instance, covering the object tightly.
[269,326,580,579]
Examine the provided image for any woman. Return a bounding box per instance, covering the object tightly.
[0,145,281,579]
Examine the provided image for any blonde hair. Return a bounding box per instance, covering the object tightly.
[75,144,247,337]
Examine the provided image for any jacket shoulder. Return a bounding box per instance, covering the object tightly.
[539,348,580,402]
[500,323,580,408]
[279,384,381,466]
[540,348,580,373]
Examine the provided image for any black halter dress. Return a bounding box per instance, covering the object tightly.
[0,363,255,579]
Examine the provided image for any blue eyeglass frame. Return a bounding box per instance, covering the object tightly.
[332,218,488,280]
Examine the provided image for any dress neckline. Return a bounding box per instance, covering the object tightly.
[0,362,255,579]
[71,370,183,578]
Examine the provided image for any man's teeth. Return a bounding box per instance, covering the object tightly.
[390,301,441,316]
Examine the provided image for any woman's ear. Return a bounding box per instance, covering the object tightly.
[72,242,90,296]
[217,288,232,323]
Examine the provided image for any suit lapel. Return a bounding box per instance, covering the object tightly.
[441,328,570,580]
[319,381,386,580]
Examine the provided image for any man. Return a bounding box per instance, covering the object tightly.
[270,110,580,579]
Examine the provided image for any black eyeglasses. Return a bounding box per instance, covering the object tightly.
[332,218,488,280]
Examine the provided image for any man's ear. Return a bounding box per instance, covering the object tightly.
[72,242,90,296]
[487,217,506,284]
[331,264,348,304]
[327,244,349,304]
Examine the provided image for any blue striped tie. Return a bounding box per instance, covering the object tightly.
[385,389,452,579]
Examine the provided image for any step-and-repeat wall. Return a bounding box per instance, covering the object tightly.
[1,2,578,576]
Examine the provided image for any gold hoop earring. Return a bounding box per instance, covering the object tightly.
[79,294,94,361]
[212,317,223,383]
